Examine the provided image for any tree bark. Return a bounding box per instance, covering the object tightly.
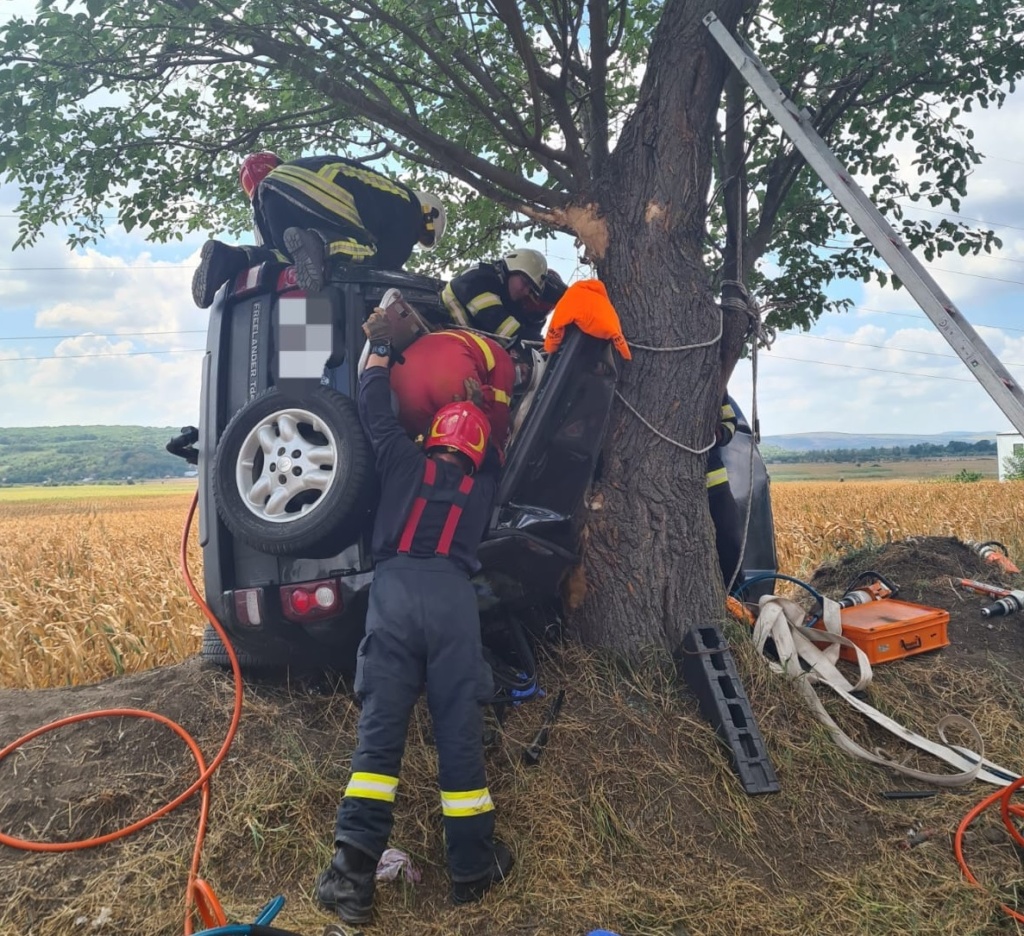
[569,0,745,659]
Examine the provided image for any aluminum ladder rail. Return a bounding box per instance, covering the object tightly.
[704,12,1024,436]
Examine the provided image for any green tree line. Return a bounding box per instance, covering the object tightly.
[0,427,191,485]
[762,439,996,464]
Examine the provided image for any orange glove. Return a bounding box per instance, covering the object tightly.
[543,279,632,360]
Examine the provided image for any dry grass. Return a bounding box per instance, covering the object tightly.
[3,483,1024,934]
[4,646,1020,936]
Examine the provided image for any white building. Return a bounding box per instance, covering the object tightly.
[997,431,1024,481]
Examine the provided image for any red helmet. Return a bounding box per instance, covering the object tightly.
[239,151,281,200]
[425,402,491,471]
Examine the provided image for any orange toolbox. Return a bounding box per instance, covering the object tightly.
[834,599,949,664]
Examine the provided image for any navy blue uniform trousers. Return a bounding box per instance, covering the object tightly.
[334,555,496,881]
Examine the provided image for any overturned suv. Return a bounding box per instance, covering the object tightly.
[168,264,778,675]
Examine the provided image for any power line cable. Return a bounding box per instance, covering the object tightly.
[895,201,1024,234]
[785,332,1024,368]
[850,306,1024,333]
[0,265,192,273]
[0,330,206,341]
[761,353,984,383]
[0,348,204,363]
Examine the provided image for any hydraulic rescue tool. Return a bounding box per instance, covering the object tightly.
[981,592,1024,619]
[966,541,1021,575]
[522,689,566,767]
[956,579,1024,618]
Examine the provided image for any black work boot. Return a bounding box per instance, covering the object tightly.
[451,840,514,904]
[192,240,251,309]
[316,843,377,924]
[284,226,328,292]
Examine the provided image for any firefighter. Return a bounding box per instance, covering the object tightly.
[316,309,512,924]
[191,151,446,307]
[440,249,566,343]
[708,394,745,590]
[389,329,517,454]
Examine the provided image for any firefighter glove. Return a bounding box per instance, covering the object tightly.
[543,279,632,360]
[462,377,485,409]
[362,308,392,342]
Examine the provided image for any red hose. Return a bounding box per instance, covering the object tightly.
[0,491,244,935]
[955,773,1024,922]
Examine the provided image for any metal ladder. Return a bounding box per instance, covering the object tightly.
[705,12,1024,436]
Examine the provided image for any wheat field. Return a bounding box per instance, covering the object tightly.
[0,480,1021,690]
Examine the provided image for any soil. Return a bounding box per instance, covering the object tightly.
[2,536,1023,936]
[806,535,1024,670]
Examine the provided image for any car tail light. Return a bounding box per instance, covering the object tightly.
[233,588,266,627]
[280,579,342,623]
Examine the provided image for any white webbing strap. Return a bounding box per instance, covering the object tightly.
[753,595,1018,788]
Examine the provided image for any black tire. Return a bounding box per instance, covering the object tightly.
[200,623,285,673]
[212,386,376,557]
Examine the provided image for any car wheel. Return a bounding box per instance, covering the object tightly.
[212,386,376,557]
[199,623,285,673]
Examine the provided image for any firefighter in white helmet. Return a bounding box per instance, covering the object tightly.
[440,248,566,344]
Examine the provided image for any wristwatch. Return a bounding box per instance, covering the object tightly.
[370,338,392,359]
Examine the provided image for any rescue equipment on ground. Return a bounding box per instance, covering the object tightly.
[744,578,1017,788]
[956,578,1024,619]
[522,689,566,767]
[966,540,1021,575]
[823,571,950,665]
[981,592,1024,619]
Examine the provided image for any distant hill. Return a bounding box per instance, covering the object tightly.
[0,426,190,485]
[761,430,997,452]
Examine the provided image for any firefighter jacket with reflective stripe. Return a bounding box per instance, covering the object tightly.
[359,366,499,575]
[254,155,424,269]
[388,330,515,452]
[706,396,738,488]
[441,262,545,342]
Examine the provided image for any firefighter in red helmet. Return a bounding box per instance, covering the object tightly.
[315,308,512,925]
[192,151,446,308]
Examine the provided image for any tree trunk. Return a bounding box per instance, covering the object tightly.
[569,0,745,659]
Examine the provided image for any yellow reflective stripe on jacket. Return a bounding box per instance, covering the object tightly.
[446,330,501,376]
[439,787,494,817]
[269,165,363,228]
[326,238,377,260]
[462,331,496,371]
[344,771,399,803]
[492,388,510,405]
[721,402,736,421]
[322,161,410,199]
[467,292,503,315]
[495,316,520,339]
[441,283,471,327]
[707,466,729,488]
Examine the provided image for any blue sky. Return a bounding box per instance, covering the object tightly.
[1,4,1022,437]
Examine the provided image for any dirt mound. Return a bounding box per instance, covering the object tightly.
[808,535,1024,671]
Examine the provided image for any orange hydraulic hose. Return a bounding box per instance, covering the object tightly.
[0,491,244,935]
[954,773,1024,923]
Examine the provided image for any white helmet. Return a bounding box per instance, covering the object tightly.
[414,190,446,249]
[502,248,547,292]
